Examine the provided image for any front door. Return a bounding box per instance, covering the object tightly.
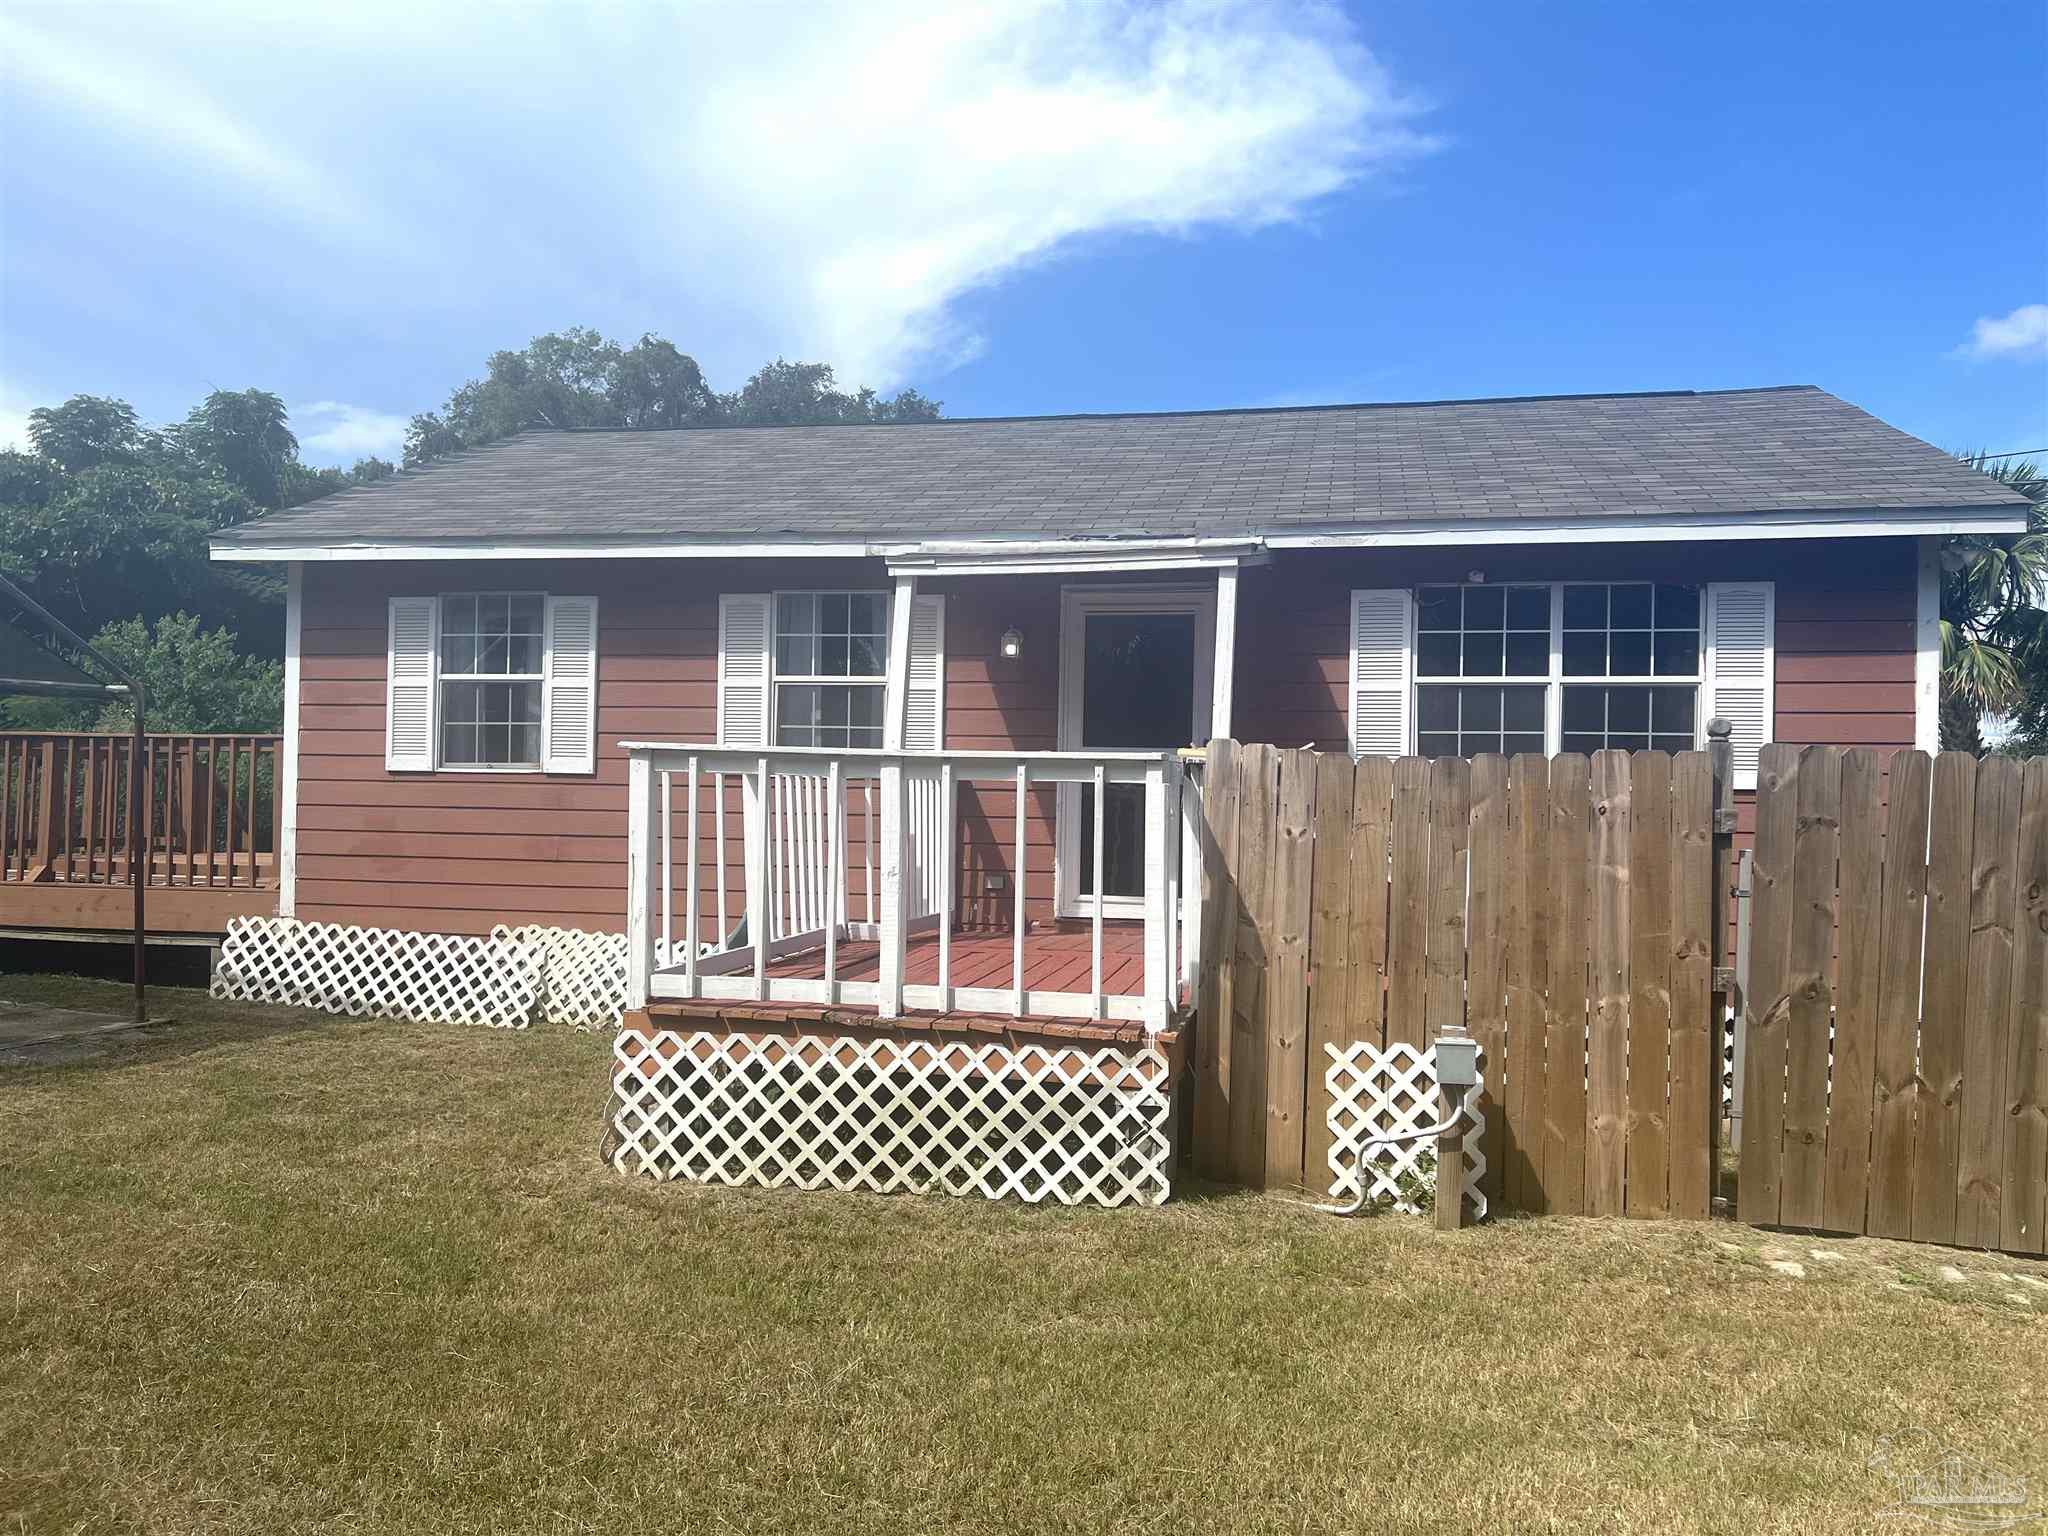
[1057,588,1214,918]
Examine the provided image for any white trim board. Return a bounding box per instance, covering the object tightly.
[208,508,2026,564]
[278,562,303,917]
[1915,535,1941,754]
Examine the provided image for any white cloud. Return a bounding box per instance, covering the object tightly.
[294,402,409,466]
[0,1,1430,389]
[1957,304,2048,361]
[0,383,32,454]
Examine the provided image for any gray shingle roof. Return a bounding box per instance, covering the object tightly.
[216,386,2030,550]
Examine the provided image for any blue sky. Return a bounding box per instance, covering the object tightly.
[1,1,2042,468]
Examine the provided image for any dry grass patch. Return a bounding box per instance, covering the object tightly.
[2,973,2043,1535]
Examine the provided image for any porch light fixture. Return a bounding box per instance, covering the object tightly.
[999,626,1024,660]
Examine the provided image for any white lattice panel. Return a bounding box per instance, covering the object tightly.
[494,923,627,1030]
[211,915,543,1029]
[1325,1040,1488,1221]
[612,1030,1177,1207]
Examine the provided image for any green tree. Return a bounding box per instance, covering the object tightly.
[402,329,940,467]
[2,613,282,732]
[1940,452,2048,754]
[26,395,146,471]
[172,389,299,512]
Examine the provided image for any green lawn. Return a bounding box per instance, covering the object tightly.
[2,973,2042,1535]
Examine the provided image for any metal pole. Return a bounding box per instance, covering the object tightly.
[131,681,146,1023]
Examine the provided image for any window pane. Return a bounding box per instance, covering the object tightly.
[1563,686,1602,733]
[1506,585,1550,630]
[442,680,482,724]
[1655,584,1700,631]
[1417,587,1460,631]
[480,593,511,635]
[442,595,478,637]
[1504,630,1547,677]
[1609,584,1652,628]
[849,687,882,728]
[1505,732,1545,755]
[1418,686,1458,732]
[777,685,817,739]
[1609,630,1652,675]
[819,592,850,633]
[1607,686,1651,733]
[478,633,510,674]
[777,593,814,636]
[1419,733,1457,757]
[1459,685,1502,731]
[1503,687,1545,733]
[442,634,477,674]
[1562,733,1602,755]
[1463,585,1505,628]
[1654,631,1699,676]
[818,687,849,727]
[848,635,884,676]
[1563,631,1605,676]
[442,724,480,764]
[509,594,543,634]
[849,593,887,635]
[513,723,542,763]
[1563,584,1606,629]
[1417,632,1460,677]
[776,634,814,674]
[1652,686,1695,736]
[1462,630,1504,677]
[819,636,849,676]
[507,634,541,675]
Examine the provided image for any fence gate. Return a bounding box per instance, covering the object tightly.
[1194,739,1729,1218]
[1739,746,2048,1255]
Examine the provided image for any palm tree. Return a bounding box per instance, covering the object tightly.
[1941,452,2048,753]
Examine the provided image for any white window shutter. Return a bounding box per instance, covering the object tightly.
[385,596,438,771]
[718,593,773,746]
[542,595,599,774]
[903,593,946,751]
[1705,581,1774,789]
[1348,589,1414,758]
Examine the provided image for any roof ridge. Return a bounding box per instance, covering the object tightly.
[521,384,1826,435]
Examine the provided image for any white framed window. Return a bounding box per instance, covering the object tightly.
[771,590,889,748]
[384,592,598,774]
[439,592,545,768]
[1414,581,1704,758]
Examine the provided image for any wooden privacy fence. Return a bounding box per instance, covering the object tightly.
[1740,746,2048,1254]
[1195,739,1729,1219]
[0,732,282,888]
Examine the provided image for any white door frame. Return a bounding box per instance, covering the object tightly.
[1055,585,1216,919]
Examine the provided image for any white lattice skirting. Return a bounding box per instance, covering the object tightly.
[612,1029,1178,1207]
[1325,1040,1488,1222]
[210,916,629,1030]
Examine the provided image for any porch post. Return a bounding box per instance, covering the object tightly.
[878,574,916,1018]
[1142,758,1172,1031]
[625,750,655,1011]
[1211,564,1237,740]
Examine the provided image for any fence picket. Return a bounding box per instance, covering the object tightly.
[1626,751,1672,1217]
[1227,744,1277,1186]
[1385,758,1431,1048]
[1822,749,1883,1235]
[1306,750,1359,1190]
[1467,754,1509,1205]
[1779,746,1842,1230]
[1193,739,1242,1180]
[1586,751,1631,1218]
[1423,756,1471,1047]
[1957,755,2022,1247]
[1543,753,1591,1215]
[1668,751,1714,1219]
[1868,750,1931,1239]
[1505,753,1551,1211]
[1263,748,1318,1191]
[1739,744,1800,1226]
[1349,757,1395,1055]
[2005,757,2048,1255]
[1913,752,1976,1245]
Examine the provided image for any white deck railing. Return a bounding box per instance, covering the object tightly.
[622,743,1193,1030]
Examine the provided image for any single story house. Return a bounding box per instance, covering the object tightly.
[209,384,2029,1044]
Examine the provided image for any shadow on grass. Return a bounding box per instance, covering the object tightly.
[0,976,342,1076]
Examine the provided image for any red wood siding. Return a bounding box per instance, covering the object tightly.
[1232,537,1919,757]
[295,540,1921,937]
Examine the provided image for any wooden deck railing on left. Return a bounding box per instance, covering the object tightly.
[0,731,284,936]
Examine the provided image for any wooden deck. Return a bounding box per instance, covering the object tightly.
[763,920,1147,996]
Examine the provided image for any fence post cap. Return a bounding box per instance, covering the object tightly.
[1706,717,1733,740]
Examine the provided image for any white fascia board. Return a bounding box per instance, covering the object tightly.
[209,508,2025,564]
[1265,507,2029,549]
